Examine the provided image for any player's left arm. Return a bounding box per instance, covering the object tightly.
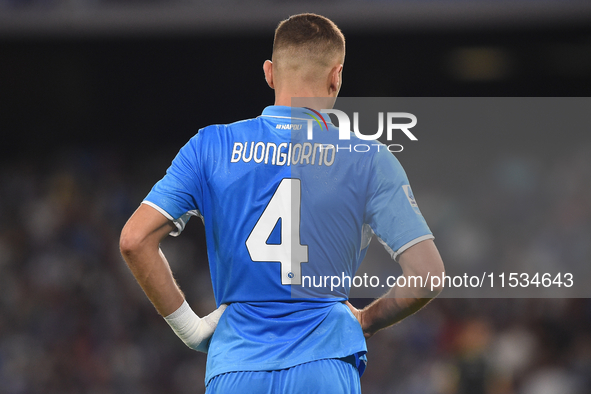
[347,148,444,338]
[120,203,226,352]
[346,239,444,338]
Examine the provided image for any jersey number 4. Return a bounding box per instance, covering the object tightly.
[246,178,309,285]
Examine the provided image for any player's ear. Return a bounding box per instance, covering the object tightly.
[329,64,343,95]
[263,60,275,89]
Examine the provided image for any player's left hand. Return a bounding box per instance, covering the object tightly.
[344,301,372,339]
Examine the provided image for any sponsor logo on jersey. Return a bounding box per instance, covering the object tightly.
[276,124,303,130]
[402,185,422,214]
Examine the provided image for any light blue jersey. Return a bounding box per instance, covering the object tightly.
[144,106,433,386]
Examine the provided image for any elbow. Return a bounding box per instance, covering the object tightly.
[430,283,444,298]
[428,260,445,297]
[416,260,445,298]
[119,226,143,262]
[399,240,445,299]
[422,281,443,299]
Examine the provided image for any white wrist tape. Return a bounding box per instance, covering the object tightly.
[163,300,227,353]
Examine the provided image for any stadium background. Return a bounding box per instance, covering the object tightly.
[1,2,591,393]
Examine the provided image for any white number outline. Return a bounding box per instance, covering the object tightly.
[245,178,309,285]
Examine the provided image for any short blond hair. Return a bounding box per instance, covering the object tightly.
[273,13,345,70]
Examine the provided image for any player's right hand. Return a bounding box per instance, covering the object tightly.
[164,301,228,353]
[197,303,228,352]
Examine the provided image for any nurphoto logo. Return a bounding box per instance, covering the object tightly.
[304,108,418,153]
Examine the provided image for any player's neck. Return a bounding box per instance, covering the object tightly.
[274,92,336,111]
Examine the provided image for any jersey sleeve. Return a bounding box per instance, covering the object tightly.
[143,133,204,236]
[365,148,433,260]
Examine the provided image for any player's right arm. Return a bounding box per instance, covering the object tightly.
[120,203,185,317]
[120,133,205,317]
[120,204,226,352]
[120,131,228,352]
[346,239,444,338]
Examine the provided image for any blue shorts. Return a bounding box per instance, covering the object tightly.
[205,357,362,394]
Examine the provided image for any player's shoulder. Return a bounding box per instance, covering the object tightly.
[345,131,401,163]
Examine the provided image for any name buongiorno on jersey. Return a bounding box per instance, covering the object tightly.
[230,139,403,167]
[231,141,336,167]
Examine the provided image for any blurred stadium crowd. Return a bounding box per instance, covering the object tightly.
[0,140,589,393]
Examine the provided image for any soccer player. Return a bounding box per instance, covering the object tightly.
[120,13,444,393]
